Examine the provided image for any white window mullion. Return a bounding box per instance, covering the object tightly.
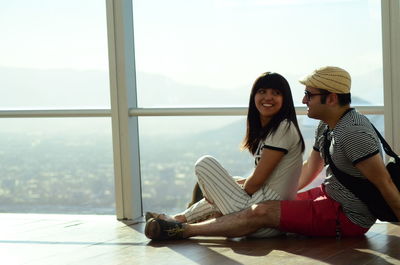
[106,0,142,220]
[382,0,400,153]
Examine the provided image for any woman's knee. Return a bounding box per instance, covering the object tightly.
[195,155,216,175]
[195,155,215,167]
[194,156,217,202]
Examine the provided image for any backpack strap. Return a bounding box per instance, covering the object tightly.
[370,124,400,164]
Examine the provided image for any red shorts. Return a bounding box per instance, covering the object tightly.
[279,185,370,237]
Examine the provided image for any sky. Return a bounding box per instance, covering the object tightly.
[1,1,382,70]
[0,0,109,71]
[132,0,382,89]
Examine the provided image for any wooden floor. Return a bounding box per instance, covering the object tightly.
[1,214,399,265]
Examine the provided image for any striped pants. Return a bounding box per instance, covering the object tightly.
[182,155,283,238]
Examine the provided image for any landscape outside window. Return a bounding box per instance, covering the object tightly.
[0,0,384,215]
[0,119,115,214]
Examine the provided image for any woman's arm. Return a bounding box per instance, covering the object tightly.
[243,148,285,195]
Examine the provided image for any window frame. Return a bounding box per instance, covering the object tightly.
[382,0,400,157]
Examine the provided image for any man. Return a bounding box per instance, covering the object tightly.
[145,66,400,240]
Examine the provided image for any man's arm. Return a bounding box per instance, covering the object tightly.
[297,149,324,190]
[355,153,400,221]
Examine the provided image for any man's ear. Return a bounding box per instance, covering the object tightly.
[326,93,339,106]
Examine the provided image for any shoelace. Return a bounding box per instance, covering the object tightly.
[166,224,185,237]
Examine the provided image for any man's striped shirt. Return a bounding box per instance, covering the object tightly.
[313,108,380,228]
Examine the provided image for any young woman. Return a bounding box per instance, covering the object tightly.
[146,72,305,238]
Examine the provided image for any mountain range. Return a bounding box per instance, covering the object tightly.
[0,66,383,136]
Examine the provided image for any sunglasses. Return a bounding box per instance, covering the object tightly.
[304,90,330,101]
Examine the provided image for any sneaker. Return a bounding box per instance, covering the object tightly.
[145,218,186,240]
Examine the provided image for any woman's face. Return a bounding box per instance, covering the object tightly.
[254,87,283,126]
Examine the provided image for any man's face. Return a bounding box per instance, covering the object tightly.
[302,86,326,120]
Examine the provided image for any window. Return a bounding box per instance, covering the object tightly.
[0,1,112,214]
[1,1,110,109]
[132,0,384,214]
[2,0,396,219]
[0,118,114,214]
[139,116,252,213]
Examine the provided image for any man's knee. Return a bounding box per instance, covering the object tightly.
[250,202,272,217]
[248,201,281,227]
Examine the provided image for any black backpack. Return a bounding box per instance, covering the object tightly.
[324,125,400,222]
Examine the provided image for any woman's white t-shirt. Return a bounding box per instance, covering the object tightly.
[254,120,303,200]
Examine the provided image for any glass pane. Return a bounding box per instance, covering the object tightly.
[0,1,110,109]
[140,113,385,214]
[0,118,115,214]
[133,0,383,107]
[139,116,250,213]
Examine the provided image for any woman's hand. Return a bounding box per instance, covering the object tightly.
[244,148,285,195]
[235,178,246,185]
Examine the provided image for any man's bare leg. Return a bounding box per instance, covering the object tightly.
[144,201,280,240]
[183,201,281,238]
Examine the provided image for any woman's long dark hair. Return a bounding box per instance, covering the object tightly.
[242,72,305,155]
